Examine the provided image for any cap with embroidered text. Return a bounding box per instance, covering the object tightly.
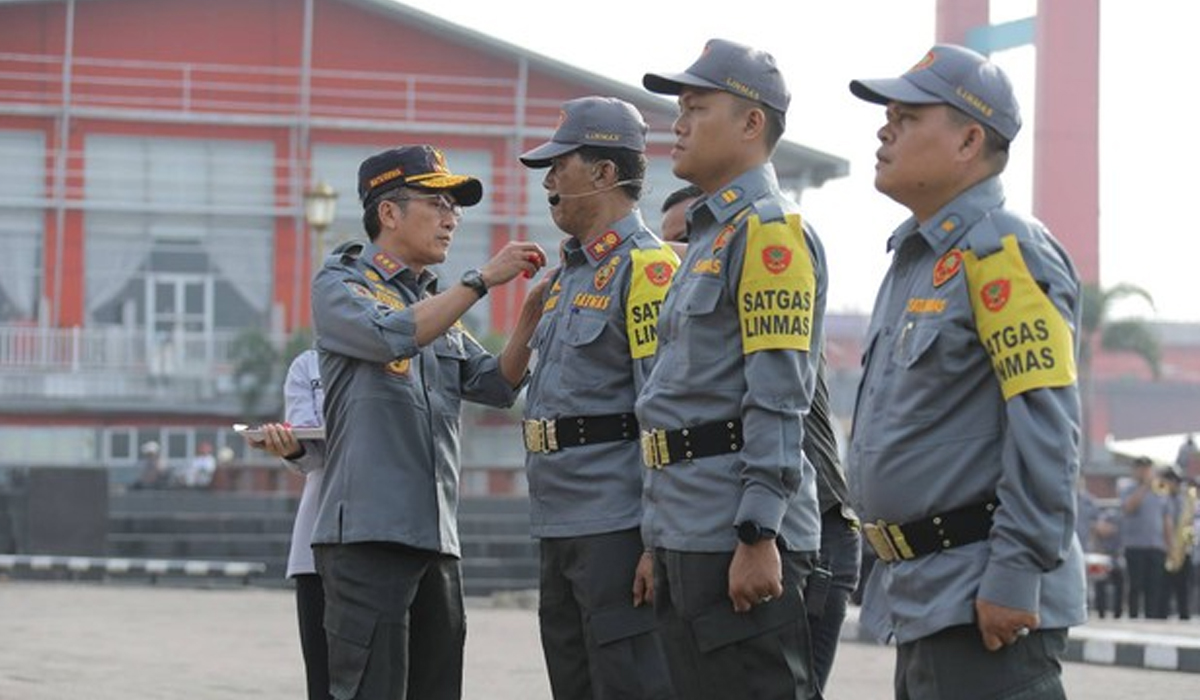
[643,38,790,115]
[357,145,483,207]
[519,96,648,168]
[849,44,1021,141]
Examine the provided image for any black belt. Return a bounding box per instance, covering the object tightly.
[522,413,638,453]
[862,501,997,563]
[640,419,743,469]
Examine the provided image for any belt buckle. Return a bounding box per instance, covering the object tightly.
[524,419,559,454]
[523,420,544,453]
[863,521,899,563]
[640,429,670,469]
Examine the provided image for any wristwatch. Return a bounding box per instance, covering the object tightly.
[736,520,777,545]
[460,268,488,298]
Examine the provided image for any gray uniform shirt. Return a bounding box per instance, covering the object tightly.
[636,164,823,553]
[848,177,1087,644]
[310,242,521,557]
[1119,481,1169,550]
[525,211,670,538]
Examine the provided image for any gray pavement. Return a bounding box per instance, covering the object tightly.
[1,580,1198,699]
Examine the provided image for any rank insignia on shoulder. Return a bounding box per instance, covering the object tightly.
[761,245,793,274]
[372,252,401,274]
[933,249,963,288]
[588,231,621,261]
[980,278,1011,312]
[719,187,742,205]
[364,269,382,282]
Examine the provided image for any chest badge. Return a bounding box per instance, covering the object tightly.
[980,279,1012,312]
[933,249,963,288]
[645,261,674,287]
[761,245,793,274]
[594,255,621,291]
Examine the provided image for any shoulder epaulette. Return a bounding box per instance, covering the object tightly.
[749,195,786,225]
[962,211,1005,259]
[335,241,365,262]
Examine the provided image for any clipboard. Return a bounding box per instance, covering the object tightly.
[233,424,325,441]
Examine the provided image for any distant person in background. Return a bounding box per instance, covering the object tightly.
[246,347,330,700]
[1091,505,1124,619]
[1161,466,1193,620]
[181,441,217,488]
[658,184,703,243]
[1120,456,1171,619]
[132,441,167,490]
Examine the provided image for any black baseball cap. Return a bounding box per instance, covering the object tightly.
[357,145,483,207]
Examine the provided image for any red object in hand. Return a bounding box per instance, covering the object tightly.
[523,252,546,278]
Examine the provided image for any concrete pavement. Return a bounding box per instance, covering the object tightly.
[1,579,1198,700]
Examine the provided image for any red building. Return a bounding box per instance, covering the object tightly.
[0,0,847,490]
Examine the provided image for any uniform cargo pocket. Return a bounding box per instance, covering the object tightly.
[325,603,378,699]
[589,603,658,646]
[689,587,802,654]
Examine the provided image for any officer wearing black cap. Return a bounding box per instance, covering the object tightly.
[847,45,1086,698]
[310,145,548,700]
[519,95,678,700]
[637,39,827,700]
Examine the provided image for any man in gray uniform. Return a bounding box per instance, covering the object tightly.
[519,96,677,700]
[638,39,825,700]
[311,145,547,700]
[847,45,1086,698]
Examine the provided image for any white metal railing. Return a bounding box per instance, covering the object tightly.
[0,324,283,374]
[0,51,564,129]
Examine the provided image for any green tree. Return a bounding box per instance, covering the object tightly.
[231,328,280,420]
[1079,282,1160,467]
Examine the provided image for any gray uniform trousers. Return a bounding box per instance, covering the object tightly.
[652,545,819,700]
[539,528,675,700]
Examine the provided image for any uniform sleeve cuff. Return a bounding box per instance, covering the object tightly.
[978,560,1041,612]
[735,486,788,534]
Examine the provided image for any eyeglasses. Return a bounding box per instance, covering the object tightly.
[391,191,463,220]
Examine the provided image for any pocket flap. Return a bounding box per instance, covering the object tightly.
[325,601,378,648]
[589,603,658,646]
[689,588,802,654]
[564,312,607,347]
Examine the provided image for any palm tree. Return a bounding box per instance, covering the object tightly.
[1079,282,1160,468]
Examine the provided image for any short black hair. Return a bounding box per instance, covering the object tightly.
[946,106,1011,172]
[361,187,408,241]
[575,145,647,201]
[661,184,704,213]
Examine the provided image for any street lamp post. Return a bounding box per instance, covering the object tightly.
[303,180,338,271]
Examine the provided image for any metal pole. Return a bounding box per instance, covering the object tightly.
[52,0,77,328]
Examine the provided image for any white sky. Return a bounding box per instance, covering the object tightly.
[399,0,1196,322]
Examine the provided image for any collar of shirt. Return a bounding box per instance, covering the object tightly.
[566,209,648,268]
[886,176,1007,256]
[362,241,437,294]
[691,163,781,236]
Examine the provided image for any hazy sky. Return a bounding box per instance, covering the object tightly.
[399,0,1194,322]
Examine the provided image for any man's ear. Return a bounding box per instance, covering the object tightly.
[743,105,766,142]
[960,122,986,159]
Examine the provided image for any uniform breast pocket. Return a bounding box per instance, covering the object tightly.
[560,311,608,390]
[433,332,469,409]
[679,278,725,373]
[888,324,969,427]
